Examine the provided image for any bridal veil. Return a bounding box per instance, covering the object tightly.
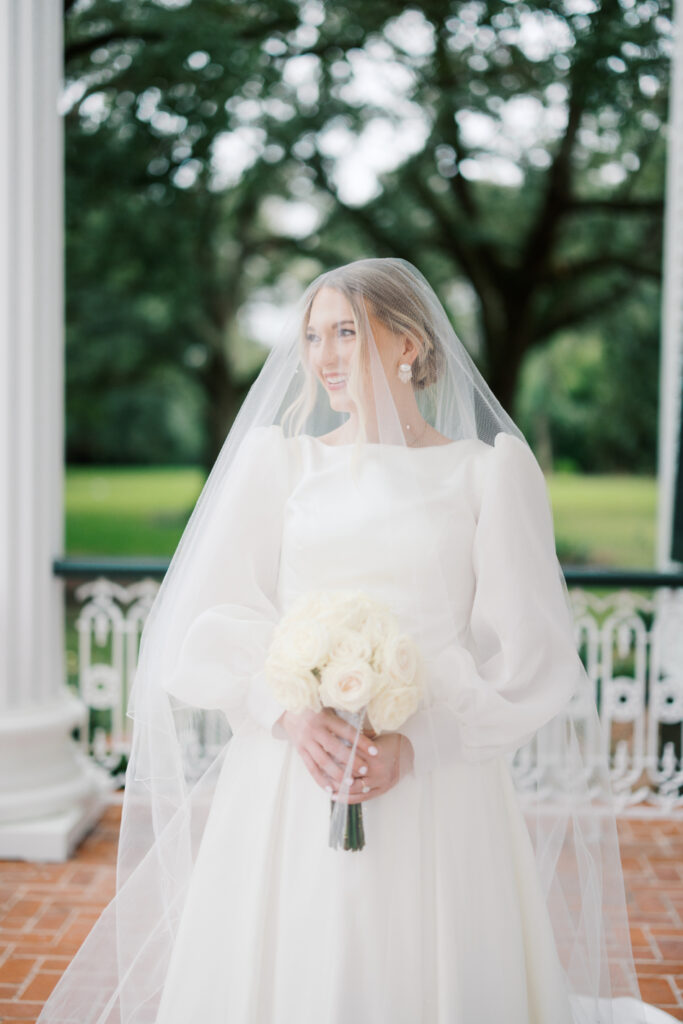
[37,257,649,1023]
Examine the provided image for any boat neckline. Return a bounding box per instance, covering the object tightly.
[303,434,465,451]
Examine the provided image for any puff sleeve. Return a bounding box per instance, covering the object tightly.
[161,424,290,739]
[401,432,582,776]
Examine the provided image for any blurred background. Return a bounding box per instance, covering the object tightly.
[3,0,682,864]
[62,0,671,570]
[4,7,683,1017]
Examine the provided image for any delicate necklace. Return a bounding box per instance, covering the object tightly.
[405,419,429,447]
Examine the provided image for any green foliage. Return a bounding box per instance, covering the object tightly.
[64,0,670,469]
[517,279,659,471]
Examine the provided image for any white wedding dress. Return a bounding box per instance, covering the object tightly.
[156,426,674,1024]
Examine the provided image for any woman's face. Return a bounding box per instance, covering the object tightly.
[305,286,402,414]
[305,287,360,413]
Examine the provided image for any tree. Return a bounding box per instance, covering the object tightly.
[64,0,670,463]
[301,0,669,413]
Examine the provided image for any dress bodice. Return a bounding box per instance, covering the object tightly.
[164,423,584,773]
[276,435,487,663]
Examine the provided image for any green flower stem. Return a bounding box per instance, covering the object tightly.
[329,800,365,851]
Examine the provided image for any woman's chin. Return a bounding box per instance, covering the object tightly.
[328,392,353,412]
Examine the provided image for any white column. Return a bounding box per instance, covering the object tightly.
[0,1,111,860]
[657,0,683,569]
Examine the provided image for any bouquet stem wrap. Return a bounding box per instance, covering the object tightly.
[264,589,424,852]
[328,709,367,852]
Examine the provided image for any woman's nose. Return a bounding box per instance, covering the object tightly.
[317,335,344,366]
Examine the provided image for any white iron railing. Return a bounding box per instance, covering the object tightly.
[55,562,683,815]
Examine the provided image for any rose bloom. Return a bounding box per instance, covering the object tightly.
[361,610,388,641]
[331,590,381,632]
[367,680,421,733]
[382,632,419,685]
[327,627,374,667]
[265,661,321,713]
[270,617,330,671]
[319,659,380,714]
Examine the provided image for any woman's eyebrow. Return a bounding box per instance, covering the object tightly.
[306,319,355,331]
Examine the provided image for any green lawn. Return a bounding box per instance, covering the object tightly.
[66,465,206,557]
[548,472,656,569]
[65,465,658,569]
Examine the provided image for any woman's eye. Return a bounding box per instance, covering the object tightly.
[306,330,354,343]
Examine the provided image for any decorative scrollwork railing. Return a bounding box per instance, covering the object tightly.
[53,559,683,814]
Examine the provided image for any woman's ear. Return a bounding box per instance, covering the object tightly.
[401,336,419,362]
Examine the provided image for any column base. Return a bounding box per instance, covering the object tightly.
[0,691,118,861]
[0,774,113,862]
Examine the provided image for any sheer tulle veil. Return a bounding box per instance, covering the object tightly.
[37,256,650,1023]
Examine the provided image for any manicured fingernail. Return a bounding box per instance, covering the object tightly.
[369,745,378,756]
[325,785,333,793]
[362,784,370,793]
[343,778,352,787]
[359,765,367,775]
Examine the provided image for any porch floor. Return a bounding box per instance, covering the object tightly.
[0,802,682,1022]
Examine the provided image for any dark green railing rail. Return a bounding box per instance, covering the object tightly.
[53,557,171,578]
[52,557,683,588]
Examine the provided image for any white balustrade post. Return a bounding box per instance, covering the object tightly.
[0,1,111,860]
[658,0,683,569]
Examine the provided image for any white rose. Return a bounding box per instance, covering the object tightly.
[363,614,398,666]
[366,680,421,733]
[327,627,374,666]
[332,591,377,631]
[319,659,381,713]
[270,617,330,671]
[264,661,321,713]
[379,632,418,684]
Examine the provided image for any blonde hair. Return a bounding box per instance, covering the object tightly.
[281,259,447,443]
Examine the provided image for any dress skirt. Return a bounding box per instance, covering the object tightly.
[155,717,575,1024]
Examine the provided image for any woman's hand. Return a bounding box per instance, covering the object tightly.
[331,732,414,804]
[280,707,376,794]
[279,708,414,802]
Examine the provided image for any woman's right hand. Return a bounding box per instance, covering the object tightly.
[279,707,378,794]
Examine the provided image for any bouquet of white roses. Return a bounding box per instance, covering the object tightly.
[264,589,424,851]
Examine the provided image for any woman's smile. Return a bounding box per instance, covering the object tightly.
[324,374,348,390]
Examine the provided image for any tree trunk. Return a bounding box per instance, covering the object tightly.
[201,352,252,470]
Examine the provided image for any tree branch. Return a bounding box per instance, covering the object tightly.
[430,22,479,222]
[535,278,640,340]
[542,254,662,283]
[403,165,502,305]
[520,88,585,279]
[564,197,664,214]
[65,31,162,65]
[304,151,419,262]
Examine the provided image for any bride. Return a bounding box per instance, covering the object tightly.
[37,258,675,1023]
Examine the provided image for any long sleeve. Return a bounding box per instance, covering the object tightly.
[401,432,582,776]
[161,424,290,739]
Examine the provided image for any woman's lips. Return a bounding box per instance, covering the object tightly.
[324,377,347,390]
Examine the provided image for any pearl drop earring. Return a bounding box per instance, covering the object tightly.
[398,363,412,383]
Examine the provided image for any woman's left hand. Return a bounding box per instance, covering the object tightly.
[331,731,414,804]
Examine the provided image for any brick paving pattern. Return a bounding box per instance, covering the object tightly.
[0,801,682,1022]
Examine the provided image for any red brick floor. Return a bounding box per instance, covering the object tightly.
[0,802,682,1022]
